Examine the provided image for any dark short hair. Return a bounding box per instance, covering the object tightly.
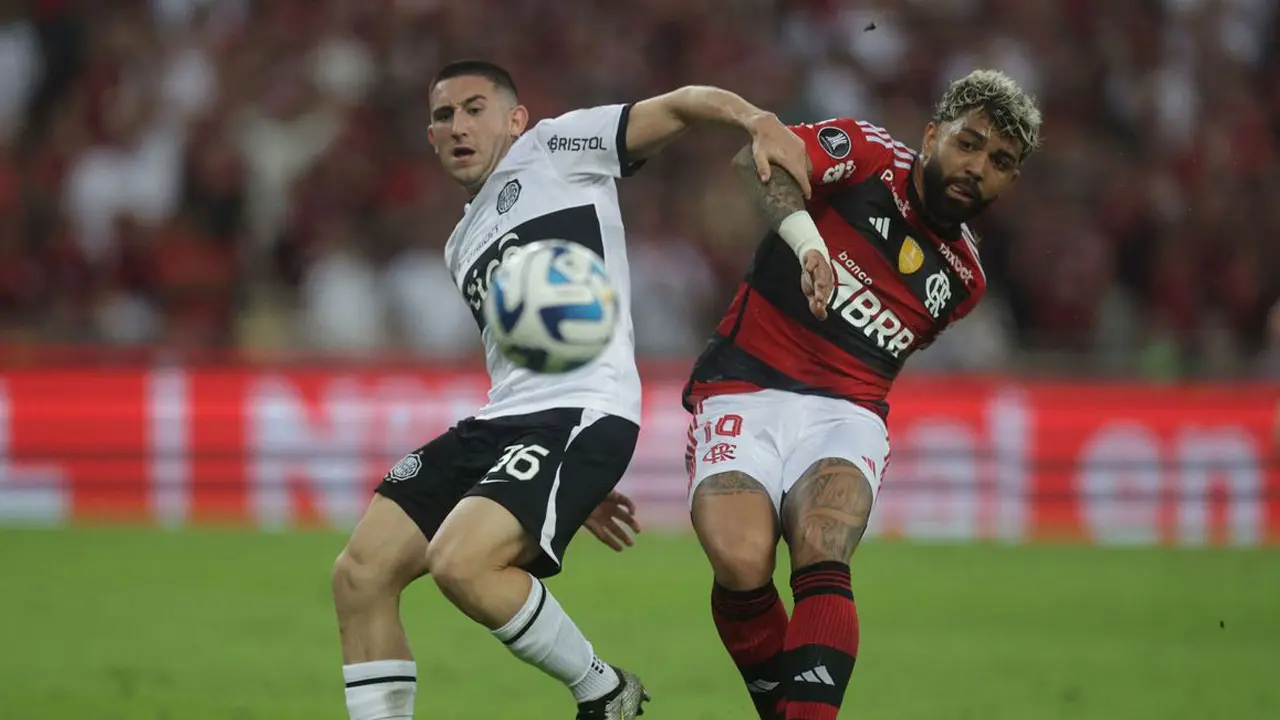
[430,60,518,99]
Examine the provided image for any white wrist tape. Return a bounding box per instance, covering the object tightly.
[778,210,828,260]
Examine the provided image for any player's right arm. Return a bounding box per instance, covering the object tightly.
[732,117,894,319]
[731,133,833,319]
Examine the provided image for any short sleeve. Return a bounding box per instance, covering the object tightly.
[533,104,645,180]
[788,117,898,191]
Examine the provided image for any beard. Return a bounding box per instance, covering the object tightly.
[920,154,995,225]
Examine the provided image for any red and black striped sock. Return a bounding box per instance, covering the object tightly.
[711,581,790,719]
[784,561,858,720]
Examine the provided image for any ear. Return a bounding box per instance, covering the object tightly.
[921,121,939,158]
[509,104,529,137]
[427,125,437,153]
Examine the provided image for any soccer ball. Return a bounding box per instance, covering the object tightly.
[483,240,618,373]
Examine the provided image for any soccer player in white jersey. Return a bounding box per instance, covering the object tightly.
[331,60,812,720]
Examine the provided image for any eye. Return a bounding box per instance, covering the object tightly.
[958,139,976,152]
[993,156,1014,172]
[468,106,484,116]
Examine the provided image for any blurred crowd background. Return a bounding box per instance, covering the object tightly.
[0,0,1277,378]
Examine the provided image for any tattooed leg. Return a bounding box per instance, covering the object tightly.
[781,459,874,568]
[777,459,874,719]
[692,472,789,719]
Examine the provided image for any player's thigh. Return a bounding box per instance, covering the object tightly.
[691,472,781,591]
[687,395,786,589]
[443,408,637,579]
[779,404,889,566]
[335,494,432,596]
[347,423,492,581]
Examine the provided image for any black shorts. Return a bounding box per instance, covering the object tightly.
[375,407,639,578]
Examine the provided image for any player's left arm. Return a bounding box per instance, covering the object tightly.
[624,86,812,197]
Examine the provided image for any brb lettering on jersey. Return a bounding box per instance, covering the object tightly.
[547,136,608,153]
[829,254,915,358]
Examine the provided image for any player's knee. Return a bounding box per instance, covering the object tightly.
[697,523,777,591]
[333,496,430,611]
[332,544,399,609]
[423,540,479,596]
[712,539,777,590]
[424,532,507,603]
[787,524,864,569]
[427,497,534,598]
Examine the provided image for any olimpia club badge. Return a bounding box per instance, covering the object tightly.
[496,179,521,214]
[387,453,421,482]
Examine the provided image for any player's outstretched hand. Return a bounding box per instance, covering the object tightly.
[748,113,813,199]
[800,249,834,320]
[584,491,641,552]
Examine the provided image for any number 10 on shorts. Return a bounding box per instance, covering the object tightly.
[699,414,742,465]
[485,443,551,482]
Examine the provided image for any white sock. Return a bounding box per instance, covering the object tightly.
[493,574,621,703]
[343,660,416,720]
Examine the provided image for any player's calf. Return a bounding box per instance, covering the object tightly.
[778,458,874,720]
[692,472,789,720]
[427,495,626,711]
[333,495,432,720]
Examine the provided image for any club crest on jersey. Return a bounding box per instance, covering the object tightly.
[496,179,521,214]
[817,126,852,159]
[898,237,924,275]
[924,270,952,318]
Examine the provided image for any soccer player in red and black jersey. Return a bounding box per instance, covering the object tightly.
[683,69,1043,719]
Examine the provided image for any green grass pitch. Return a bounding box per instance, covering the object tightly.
[1,527,1277,719]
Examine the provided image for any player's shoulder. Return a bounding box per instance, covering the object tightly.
[793,116,914,166]
[531,104,626,140]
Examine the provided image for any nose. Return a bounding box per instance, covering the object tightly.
[450,113,469,139]
[962,152,987,180]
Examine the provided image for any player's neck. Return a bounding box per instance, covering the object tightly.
[464,146,514,198]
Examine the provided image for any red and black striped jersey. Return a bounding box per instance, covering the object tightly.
[684,117,988,419]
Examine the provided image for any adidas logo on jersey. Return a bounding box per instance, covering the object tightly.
[869,216,890,239]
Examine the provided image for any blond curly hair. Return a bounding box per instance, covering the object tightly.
[934,69,1043,162]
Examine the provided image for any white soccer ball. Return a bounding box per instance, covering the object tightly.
[482,240,619,374]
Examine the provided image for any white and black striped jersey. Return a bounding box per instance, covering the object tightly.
[445,104,644,423]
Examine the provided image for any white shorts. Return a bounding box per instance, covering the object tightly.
[685,389,890,513]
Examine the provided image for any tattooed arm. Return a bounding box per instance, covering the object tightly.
[731,144,811,228]
[732,144,834,319]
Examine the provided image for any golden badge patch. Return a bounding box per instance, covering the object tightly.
[898,237,925,275]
